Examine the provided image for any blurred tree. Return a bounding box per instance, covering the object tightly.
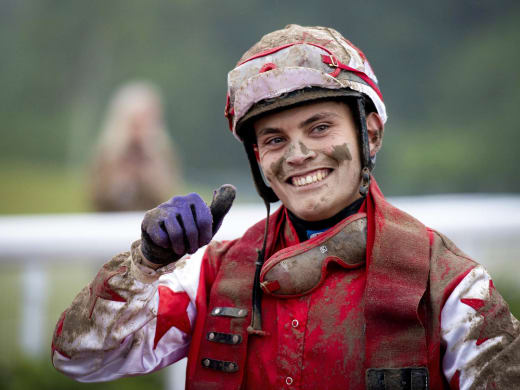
[0,0,518,199]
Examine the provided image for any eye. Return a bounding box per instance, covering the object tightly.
[311,124,329,134]
[265,136,285,146]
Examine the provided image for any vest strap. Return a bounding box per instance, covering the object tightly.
[211,307,248,318]
[201,358,239,373]
[206,331,242,345]
[366,367,429,390]
[364,178,430,369]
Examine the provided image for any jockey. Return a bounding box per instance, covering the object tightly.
[52,25,519,390]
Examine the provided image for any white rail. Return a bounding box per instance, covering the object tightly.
[1,196,519,389]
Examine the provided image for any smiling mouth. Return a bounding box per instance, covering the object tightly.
[289,169,332,187]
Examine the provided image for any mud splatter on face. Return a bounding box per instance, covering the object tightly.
[299,141,310,155]
[269,143,297,181]
[327,143,352,162]
[268,142,351,183]
[270,156,285,182]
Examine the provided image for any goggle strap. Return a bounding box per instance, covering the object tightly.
[244,139,279,203]
[247,200,271,337]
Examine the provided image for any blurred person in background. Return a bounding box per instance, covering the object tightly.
[52,26,519,389]
[88,81,182,211]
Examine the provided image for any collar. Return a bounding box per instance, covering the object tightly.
[286,197,366,242]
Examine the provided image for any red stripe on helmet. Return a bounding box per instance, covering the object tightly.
[321,54,383,101]
[224,93,234,131]
[237,42,382,100]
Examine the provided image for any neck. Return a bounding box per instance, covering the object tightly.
[287,197,365,242]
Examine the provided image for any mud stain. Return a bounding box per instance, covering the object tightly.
[327,143,352,162]
[174,257,188,270]
[268,142,351,183]
[270,155,285,181]
[299,141,310,155]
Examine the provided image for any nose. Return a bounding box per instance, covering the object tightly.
[285,141,316,165]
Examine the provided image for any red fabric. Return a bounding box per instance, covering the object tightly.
[450,370,461,390]
[154,287,191,349]
[88,265,127,318]
[187,225,266,390]
[224,93,233,131]
[461,298,487,311]
[246,265,367,389]
[428,228,434,247]
[329,66,341,78]
[186,244,215,386]
[321,54,383,100]
[186,178,475,389]
[364,178,430,369]
[441,267,474,311]
[259,63,277,73]
[51,311,71,359]
[460,280,497,346]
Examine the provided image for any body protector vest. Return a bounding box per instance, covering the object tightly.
[186,178,476,390]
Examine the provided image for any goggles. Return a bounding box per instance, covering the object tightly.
[260,213,367,298]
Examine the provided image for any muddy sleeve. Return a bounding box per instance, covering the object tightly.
[441,265,520,389]
[51,240,206,382]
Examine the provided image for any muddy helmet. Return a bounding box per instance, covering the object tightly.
[225,24,386,202]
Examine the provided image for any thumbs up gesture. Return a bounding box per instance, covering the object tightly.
[140,185,236,265]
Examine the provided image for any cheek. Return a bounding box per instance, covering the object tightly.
[268,156,286,181]
[259,154,285,183]
[329,143,353,162]
[260,146,292,182]
[319,143,354,164]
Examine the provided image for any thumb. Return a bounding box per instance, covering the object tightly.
[210,184,236,235]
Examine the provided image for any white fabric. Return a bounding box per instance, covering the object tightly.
[441,265,501,389]
[53,247,205,382]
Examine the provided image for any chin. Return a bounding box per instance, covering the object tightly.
[289,202,330,222]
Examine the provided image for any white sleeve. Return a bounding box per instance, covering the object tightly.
[441,265,520,389]
[52,242,205,382]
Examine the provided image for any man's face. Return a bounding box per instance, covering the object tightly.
[253,100,363,222]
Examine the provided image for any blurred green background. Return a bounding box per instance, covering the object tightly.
[0,0,519,388]
[1,0,520,214]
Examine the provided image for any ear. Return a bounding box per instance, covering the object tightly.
[253,144,260,162]
[366,112,384,157]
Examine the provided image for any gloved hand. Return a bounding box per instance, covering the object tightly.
[141,185,236,265]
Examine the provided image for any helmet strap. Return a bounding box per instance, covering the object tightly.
[243,134,279,203]
[355,97,372,196]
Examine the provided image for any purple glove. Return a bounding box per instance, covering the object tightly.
[141,185,236,265]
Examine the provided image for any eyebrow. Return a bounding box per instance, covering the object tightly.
[298,111,339,128]
[255,127,282,138]
[253,127,282,144]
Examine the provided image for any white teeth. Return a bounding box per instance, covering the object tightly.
[291,169,330,187]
